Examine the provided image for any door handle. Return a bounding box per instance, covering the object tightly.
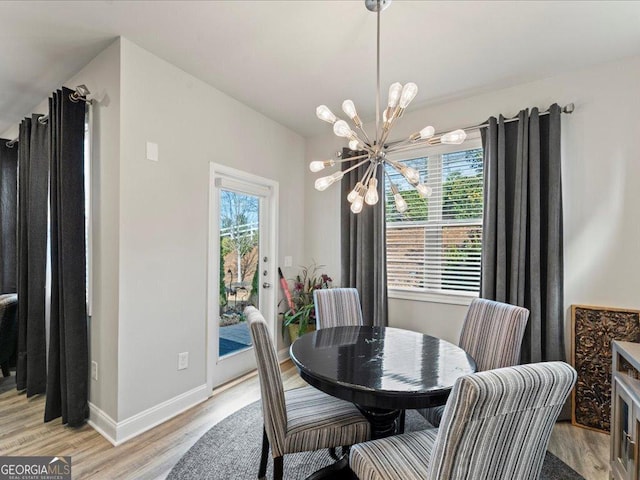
[263,282,272,289]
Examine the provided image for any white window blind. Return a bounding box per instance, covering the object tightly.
[385,146,483,295]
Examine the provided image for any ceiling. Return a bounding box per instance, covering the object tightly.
[2,0,640,138]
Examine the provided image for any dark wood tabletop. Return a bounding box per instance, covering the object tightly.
[290,325,477,411]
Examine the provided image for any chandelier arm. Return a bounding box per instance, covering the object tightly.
[361,162,377,185]
[387,160,417,186]
[385,136,414,150]
[378,121,396,150]
[385,139,438,155]
[342,158,371,175]
[336,153,372,163]
[383,168,400,193]
[356,124,373,145]
[375,0,381,147]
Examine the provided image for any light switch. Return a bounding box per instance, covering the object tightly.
[146,142,159,161]
[284,256,293,267]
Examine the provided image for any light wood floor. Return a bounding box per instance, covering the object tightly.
[0,361,610,480]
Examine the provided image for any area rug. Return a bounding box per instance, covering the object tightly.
[168,400,584,480]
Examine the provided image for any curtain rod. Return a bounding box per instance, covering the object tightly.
[379,103,575,152]
[4,85,92,148]
[459,103,574,134]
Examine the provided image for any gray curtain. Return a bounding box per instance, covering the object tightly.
[480,104,564,364]
[16,115,49,396]
[340,149,388,327]
[44,88,89,426]
[0,140,18,294]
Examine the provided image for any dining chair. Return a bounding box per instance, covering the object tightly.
[418,297,529,427]
[350,361,576,480]
[245,306,370,480]
[313,287,363,329]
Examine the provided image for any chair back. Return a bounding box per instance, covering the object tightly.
[313,288,363,329]
[458,298,529,371]
[428,361,576,480]
[245,306,287,457]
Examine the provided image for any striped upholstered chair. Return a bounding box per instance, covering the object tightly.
[418,298,529,427]
[350,361,576,480]
[245,306,370,480]
[313,288,363,329]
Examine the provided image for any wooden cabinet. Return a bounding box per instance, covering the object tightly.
[611,341,640,480]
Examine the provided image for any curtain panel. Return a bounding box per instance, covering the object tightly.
[340,148,388,327]
[16,115,49,396]
[480,104,564,365]
[0,140,18,294]
[44,88,89,426]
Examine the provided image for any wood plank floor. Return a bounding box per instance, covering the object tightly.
[0,362,610,479]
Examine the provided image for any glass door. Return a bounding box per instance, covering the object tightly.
[208,164,277,389]
[218,190,259,357]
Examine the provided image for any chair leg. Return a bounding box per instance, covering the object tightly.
[274,456,283,480]
[1,362,9,377]
[259,427,269,479]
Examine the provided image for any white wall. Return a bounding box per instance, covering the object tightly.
[117,39,306,421]
[305,55,640,348]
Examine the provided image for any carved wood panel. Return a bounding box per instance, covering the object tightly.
[571,305,640,432]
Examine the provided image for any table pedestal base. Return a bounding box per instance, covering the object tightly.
[357,406,402,439]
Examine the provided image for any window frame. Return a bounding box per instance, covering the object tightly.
[385,130,483,305]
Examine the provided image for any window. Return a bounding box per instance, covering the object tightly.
[384,136,483,301]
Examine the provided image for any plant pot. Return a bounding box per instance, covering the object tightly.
[288,323,316,343]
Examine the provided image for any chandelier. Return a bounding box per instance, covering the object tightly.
[311,0,466,214]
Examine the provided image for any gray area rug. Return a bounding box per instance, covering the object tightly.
[168,400,584,480]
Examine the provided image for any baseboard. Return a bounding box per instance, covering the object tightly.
[88,402,118,445]
[278,347,290,363]
[89,383,209,446]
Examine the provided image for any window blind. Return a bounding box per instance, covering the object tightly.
[385,147,483,294]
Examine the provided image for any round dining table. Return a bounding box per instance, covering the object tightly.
[290,325,477,439]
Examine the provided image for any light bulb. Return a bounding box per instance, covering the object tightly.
[394,193,408,213]
[403,167,420,185]
[399,83,418,109]
[351,194,364,214]
[309,161,324,173]
[342,100,358,120]
[349,139,360,151]
[316,105,337,124]
[387,83,403,108]
[315,176,332,191]
[309,159,334,172]
[365,178,379,205]
[419,125,435,139]
[333,120,353,138]
[441,129,467,144]
[416,183,432,198]
[314,171,343,191]
[347,182,364,203]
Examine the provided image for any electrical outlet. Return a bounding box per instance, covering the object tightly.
[91,361,98,381]
[178,352,189,370]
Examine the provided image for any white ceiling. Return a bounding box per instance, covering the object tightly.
[2,0,640,138]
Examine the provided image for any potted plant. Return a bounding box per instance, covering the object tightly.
[281,263,332,342]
